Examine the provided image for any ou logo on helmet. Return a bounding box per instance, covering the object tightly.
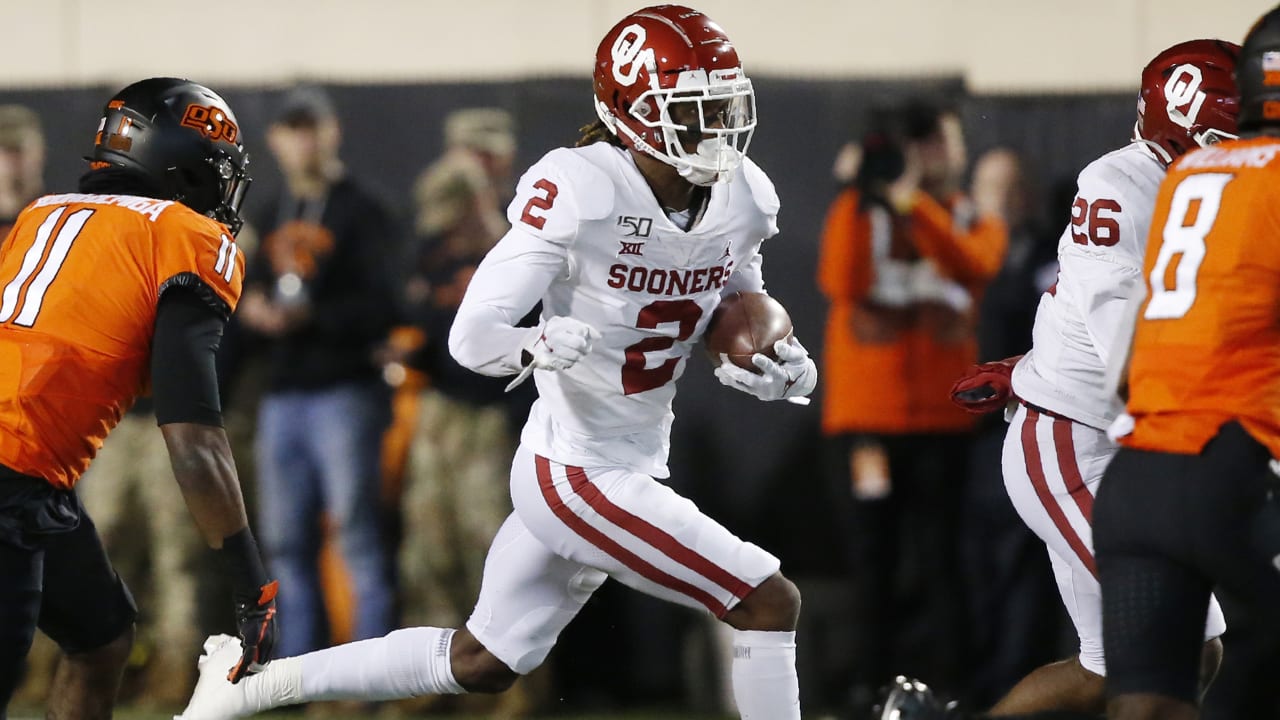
[1164,64,1207,130]
[611,24,657,87]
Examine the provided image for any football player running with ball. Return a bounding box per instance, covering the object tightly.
[886,40,1241,720]
[178,6,815,720]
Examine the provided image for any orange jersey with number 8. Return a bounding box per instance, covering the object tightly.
[0,194,243,489]
[1124,137,1280,457]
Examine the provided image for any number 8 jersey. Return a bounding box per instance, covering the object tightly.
[1123,137,1280,458]
[0,194,244,489]
[450,143,779,477]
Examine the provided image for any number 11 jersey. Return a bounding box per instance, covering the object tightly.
[450,143,780,478]
[0,194,243,488]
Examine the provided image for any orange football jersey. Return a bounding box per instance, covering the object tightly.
[1123,136,1280,458]
[0,193,244,489]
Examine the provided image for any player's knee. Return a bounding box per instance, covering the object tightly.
[69,622,134,671]
[1107,693,1198,720]
[1065,655,1106,709]
[724,572,801,632]
[1073,650,1105,681]
[1071,655,1104,681]
[449,630,518,694]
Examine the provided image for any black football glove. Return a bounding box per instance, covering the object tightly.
[229,579,278,683]
[216,527,280,683]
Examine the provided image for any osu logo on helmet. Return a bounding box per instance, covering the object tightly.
[180,104,240,144]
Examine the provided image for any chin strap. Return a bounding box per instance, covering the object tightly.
[677,162,720,186]
[675,139,743,186]
[1132,121,1175,166]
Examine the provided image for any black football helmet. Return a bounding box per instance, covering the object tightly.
[88,77,251,235]
[1238,6,1280,133]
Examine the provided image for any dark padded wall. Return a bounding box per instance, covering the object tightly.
[0,78,1137,566]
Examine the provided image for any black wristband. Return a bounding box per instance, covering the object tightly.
[216,527,272,606]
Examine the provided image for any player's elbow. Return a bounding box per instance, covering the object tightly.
[447,316,488,374]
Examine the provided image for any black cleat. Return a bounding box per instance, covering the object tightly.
[873,676,960,720]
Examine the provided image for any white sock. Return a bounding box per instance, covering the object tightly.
[730,629,800,720]
[295,626,466,701]
[237,656,304,712]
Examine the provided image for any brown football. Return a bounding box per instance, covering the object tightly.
[703,291,794,373]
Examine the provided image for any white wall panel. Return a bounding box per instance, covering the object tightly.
[0,0,1268,91]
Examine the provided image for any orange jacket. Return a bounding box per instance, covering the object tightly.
[817,188,1007,435]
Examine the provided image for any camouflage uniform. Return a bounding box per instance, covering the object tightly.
[398,107,520,627]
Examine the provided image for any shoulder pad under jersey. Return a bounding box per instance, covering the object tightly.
[1076,143,1162,205]
[543,145,617,220]
[740,156,781,218]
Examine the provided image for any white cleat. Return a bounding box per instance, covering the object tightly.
[174,634,253,720]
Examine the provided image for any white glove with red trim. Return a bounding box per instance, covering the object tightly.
[714,338,817,403]
[506,316,601,391]
[525,316,601,371]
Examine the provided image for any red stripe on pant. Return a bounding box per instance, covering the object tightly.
[1022,409,1098,578]
[1051,417,1094,523]
[562,464,753,600]
[534,455,730,617]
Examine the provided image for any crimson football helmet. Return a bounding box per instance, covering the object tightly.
[593,5,755,185]
[1135,39,1241,165]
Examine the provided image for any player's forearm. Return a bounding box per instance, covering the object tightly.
[449,228,564,376]
[449,303,539,376]
[161,423,250,548]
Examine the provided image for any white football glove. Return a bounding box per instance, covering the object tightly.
[506,316,601,391]
[714,338,817,403]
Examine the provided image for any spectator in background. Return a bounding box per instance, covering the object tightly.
[0,105,45,234]
[387,107,542,715]
[413,108,515,260]
[397,107,524,629]
[816,101,1007,713]
[960,147,1064,706]
[236,86,399,658]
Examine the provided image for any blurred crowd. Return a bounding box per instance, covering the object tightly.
[4,85,1084,716]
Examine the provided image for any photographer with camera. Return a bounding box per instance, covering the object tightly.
[817,100,1008,713]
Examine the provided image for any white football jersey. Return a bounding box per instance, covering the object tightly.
[1012,142,1164,429]
[450,143,779,477]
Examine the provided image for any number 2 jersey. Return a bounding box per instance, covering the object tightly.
[450,143,779,478]
[1012,142,1166,429]
[0,194,244,489]
[1123,137,1280,458]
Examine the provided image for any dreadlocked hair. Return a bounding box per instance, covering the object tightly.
[575,118,626,148]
